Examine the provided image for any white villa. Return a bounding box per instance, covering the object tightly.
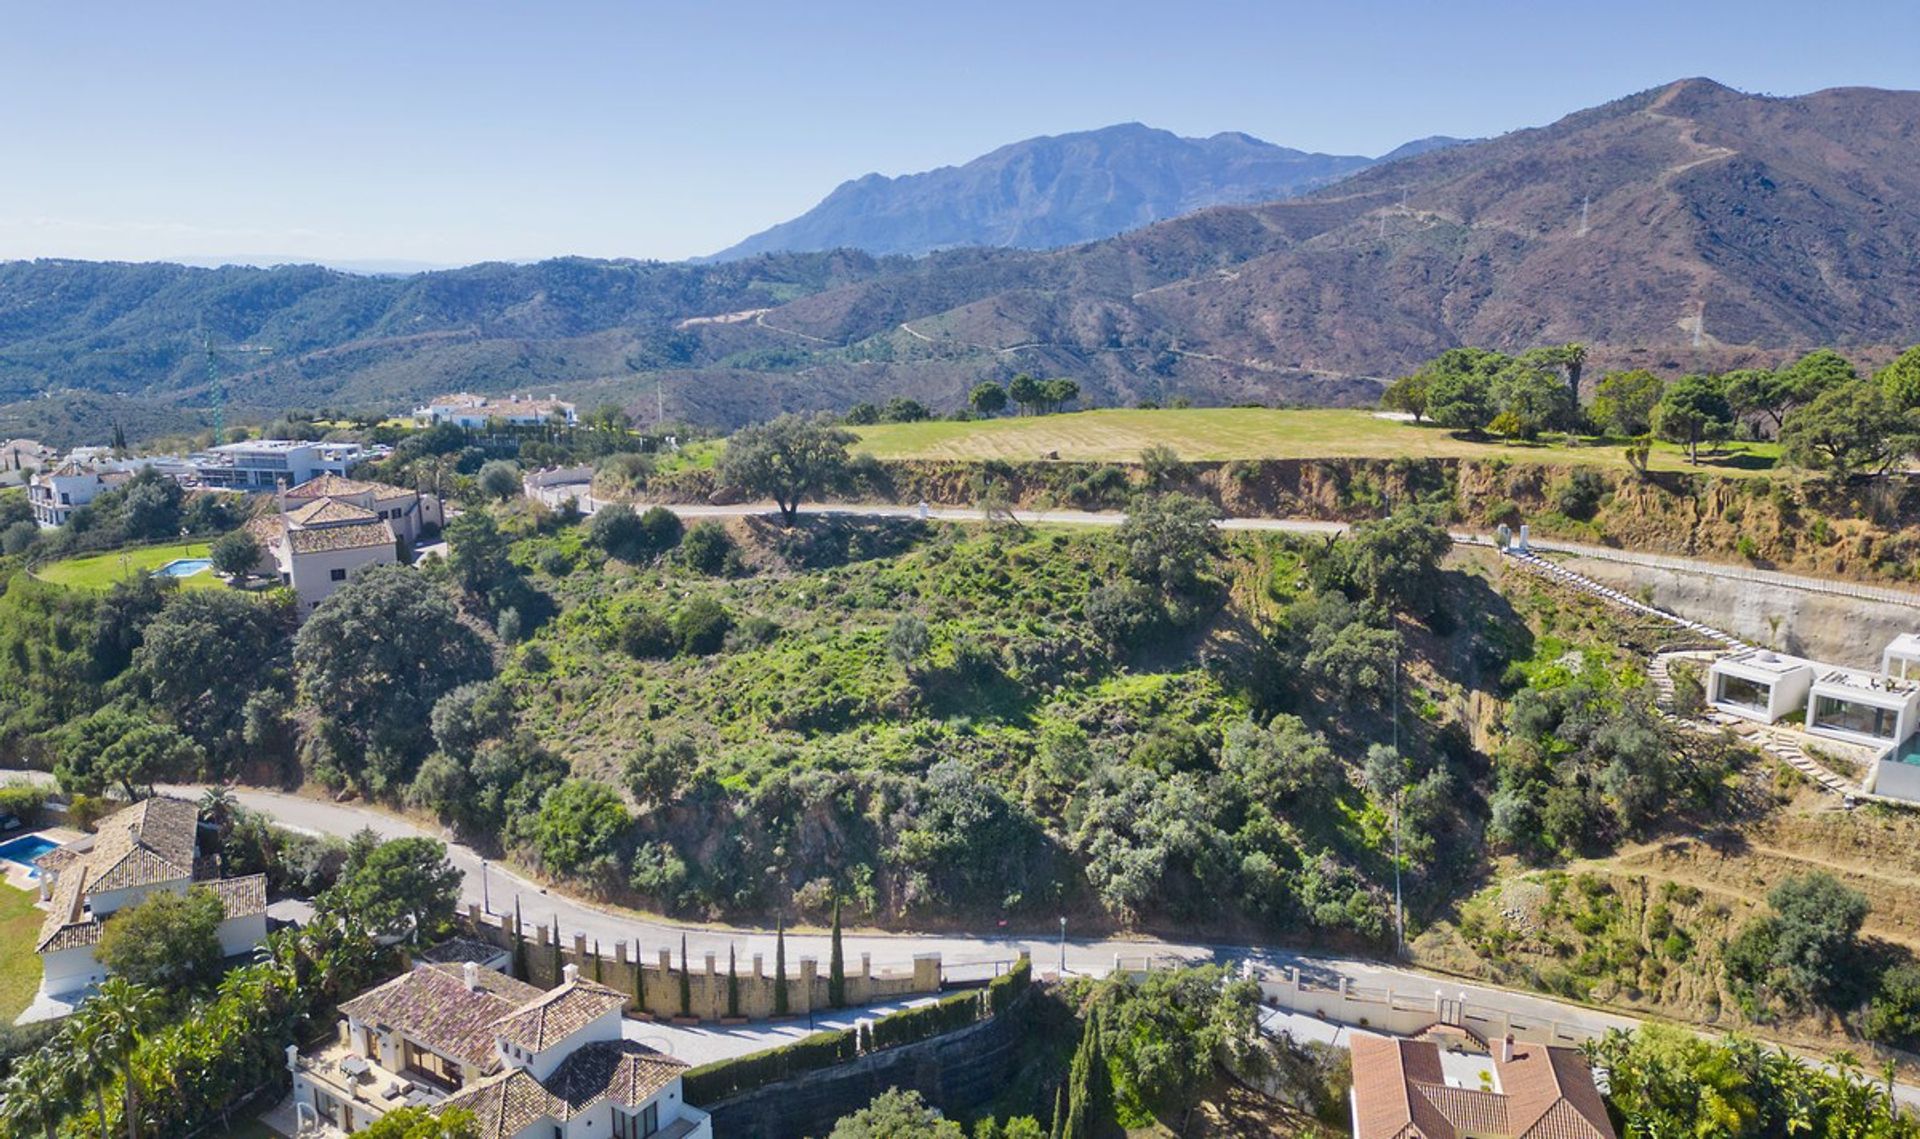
[1708,636,1920,801]
[246,497,399,615]
[34,796,267,996]
[414,393,578,429]
[188,440,373,491]
[292,959,709,1139]
[281,474,440,548]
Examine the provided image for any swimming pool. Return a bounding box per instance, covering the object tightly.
[0,834,59,876]
[153,557,213,578]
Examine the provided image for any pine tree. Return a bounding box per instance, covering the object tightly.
[727,943,741,1018]
[773,918,789,1016]
[678,934,692,1018]
[827,897,846,1008]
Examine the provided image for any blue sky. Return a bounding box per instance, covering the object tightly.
[3,0,1916,266]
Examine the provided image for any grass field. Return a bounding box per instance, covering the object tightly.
[853,408,1783,477]
[36,540,224,591]
[0,881,43,1023]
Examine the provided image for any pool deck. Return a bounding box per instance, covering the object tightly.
[0,826,84,895]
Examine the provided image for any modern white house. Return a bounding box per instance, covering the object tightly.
[34,797,267,996]
[188,440,373,490]
[414,393,578,429]
[1706,650,1817,724]
[292,960,709,1139]
[1805,668,1920,750]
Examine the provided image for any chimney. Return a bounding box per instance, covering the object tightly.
[464,961,480,992]
[1501,1034,1514,1063]
[563,962,579,986]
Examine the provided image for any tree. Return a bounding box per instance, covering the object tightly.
[886,614,930,672]
[969,382,1008,417]
[1722,369,1791,435]
[532,779,630,879]
[625,733,698,809]
[293,566,493,785]
[1488,410,1524,442]
[715,413,853,526]
[671,596,732,655]
[0,1047,75,1139]
[319,835,462,943]
[132,590,292,767]
[95,885,224,990]
[828,896,846,1008]
[1780,380,1912,477]
[1115,493,1219,593]
[827,1089,965,1139]
[209,529,262,581]
[1880,344,1920,412]
[72,978,161,1139]
[95,720,203,801]
[1379,372,1430,421]
[1492,357,1575,437]
[1726,871,1869,1005]
[727,943,741,1018]
[678,935,692,1017]
[475,460,522,501]
[1782,348,1856,407]
[443,509,513,599]
[1008,373,1045,416]
[637,505,683,553]
[774,917,789,1016]
[1343,508,1452,616]
[1863,963,1920,1051]
[587,503,645,561]
[1041,378,1081,413]
[1653,373,1734,463]
[1589,369,1665,437]
[1138,445,1186,487]
[357,1107,479,1139]
[1417,348,1509,435]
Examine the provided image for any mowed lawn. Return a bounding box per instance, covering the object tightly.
[36,540,223,591]
[0,881,43,1022]
[853,408,1782,477]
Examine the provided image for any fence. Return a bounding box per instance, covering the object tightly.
[456,904,942,1022]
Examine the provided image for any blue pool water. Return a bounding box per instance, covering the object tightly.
[0,834,59,875]
[153,557,213,578]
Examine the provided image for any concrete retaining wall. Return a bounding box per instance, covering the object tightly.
[1257,967,1604,1049]
[459,905,941,1021]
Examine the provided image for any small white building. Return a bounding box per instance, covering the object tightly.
[26,462,132,527]
[1706,650,1816,724]
[415,392,578,429]
[1882,634,1920,681]
[281,473,441,548]
[292,961,710,1139]
[35,797,267,996]
[1805,668,1920,750]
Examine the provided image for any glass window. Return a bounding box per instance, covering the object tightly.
[1715,674,1771,712]
[1812,695,1899,740]
[330,568,348,582]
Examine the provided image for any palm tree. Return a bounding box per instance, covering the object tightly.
[72,978,161,1139]
[198,786,238,853]
[0,1049,74,1139]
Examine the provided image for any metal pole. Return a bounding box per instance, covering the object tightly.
[481,859,490,915]
[1393,640,1404,956]
[1059,916,1067,976]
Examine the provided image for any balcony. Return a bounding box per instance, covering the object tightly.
[295,1038,452,1114]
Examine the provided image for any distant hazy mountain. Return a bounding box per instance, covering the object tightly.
[707,123,1462,259]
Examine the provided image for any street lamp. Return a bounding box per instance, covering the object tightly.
[1058,916,1067,977]
[480,859,490,915]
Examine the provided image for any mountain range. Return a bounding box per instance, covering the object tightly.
[4,78,1920,445]
[706,123,1461,259]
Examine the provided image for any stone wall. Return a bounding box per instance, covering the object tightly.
[458,905,941,1021]
[702,991,1036,1139]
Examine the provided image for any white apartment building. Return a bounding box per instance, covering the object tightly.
[414,392,578,429]
[188,440,373,490]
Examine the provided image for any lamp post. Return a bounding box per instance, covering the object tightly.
[481,858,490,915]
[1058,916,1067,976]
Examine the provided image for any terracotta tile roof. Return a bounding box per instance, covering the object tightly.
[36,864,99,952]
[1502,1042,1615,1139]
[339,963,544,1070]
[1349,1033,1617,1139]
[286,518,394,554]
[207,873,268,919]
[443,1041,686,1139]
[78,797,199,893]
[284,474,389,500]
[417,938,511,967]
[492,980,630,1053]
[35,845,80,873]
[285,496,378,527]
[244,514,287,549]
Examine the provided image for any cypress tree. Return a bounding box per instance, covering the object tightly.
[773,918,789,1016]
[1081,1010,1112,1138]
[827,897,846,1008]
[511,897,527,981]
[727,943,741,1018]
[592,939,603,983]
[678,934,692,1017]
[1048,1085,1065,1139]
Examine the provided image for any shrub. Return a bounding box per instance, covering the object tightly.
[673,597,732,655]
[682,1028,859,1104]
[638,506,684,552]
[0,781,47,824]
[680,521,737,575]
[1551,469,1606,521]
[588,503,645,560]
[869,990,982,1050]
[620,609,675,658]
